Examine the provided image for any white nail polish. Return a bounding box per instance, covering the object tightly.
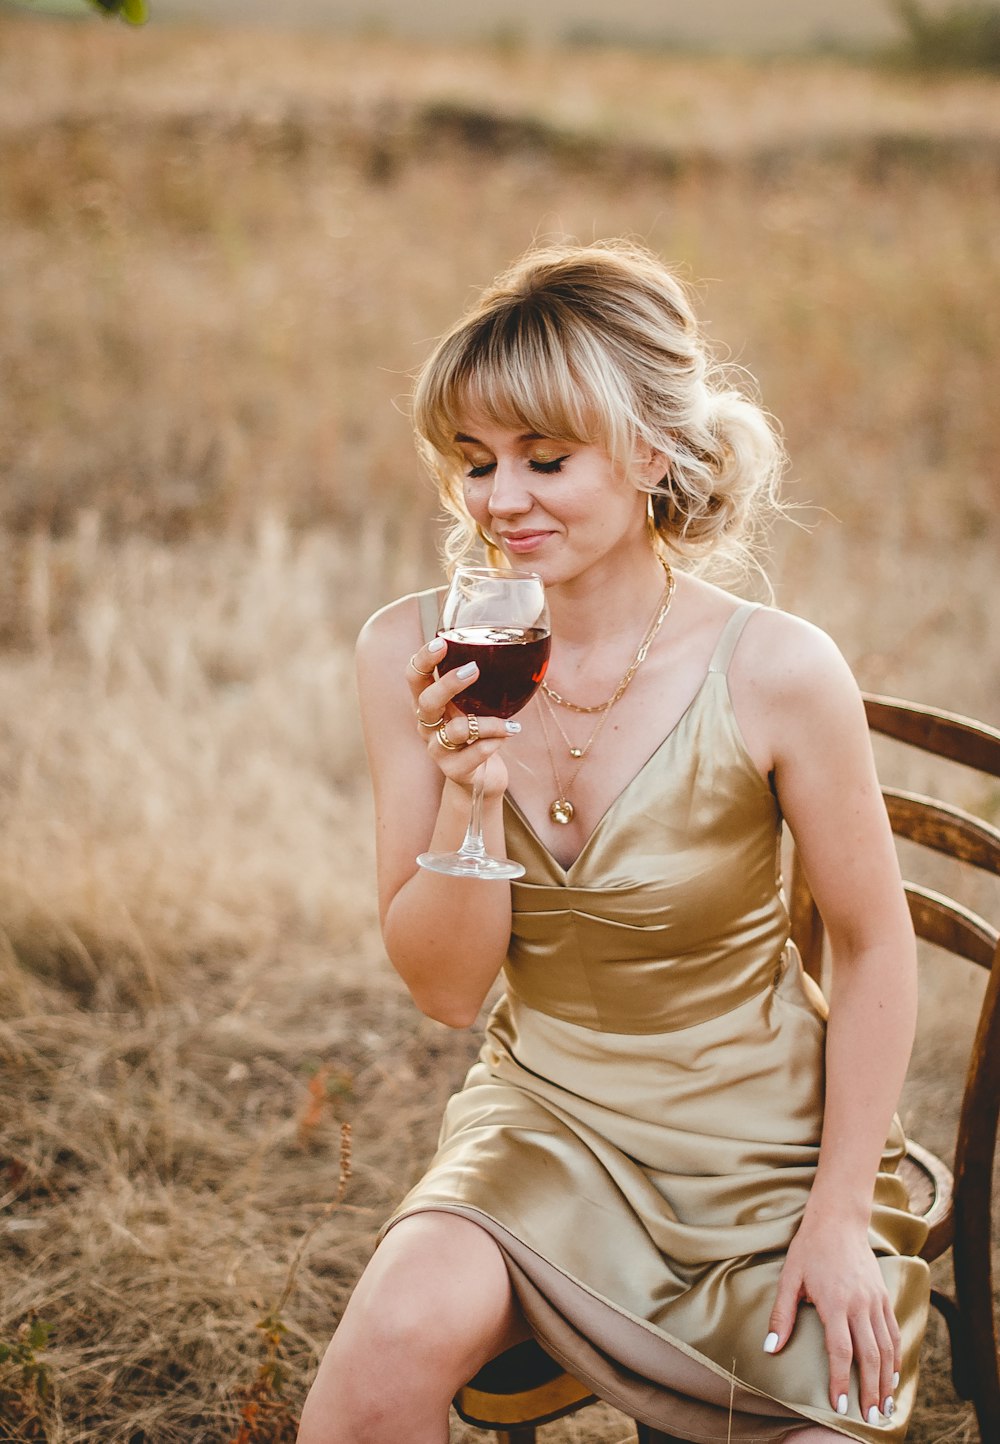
[883,1397,894,1417]
[455,662,477,679]
[505,720,521,733]
[867,1405,882,1426]
[836,1394,848,1415]
[428,638,445,653]
[763,1332,779,1354]
[892,1371,900,1390]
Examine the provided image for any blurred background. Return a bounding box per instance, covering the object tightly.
[0,2,997,1440]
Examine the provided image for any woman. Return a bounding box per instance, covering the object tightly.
[298,241,929,1443]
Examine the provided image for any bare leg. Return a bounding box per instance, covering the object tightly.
[297,1211,530,1444]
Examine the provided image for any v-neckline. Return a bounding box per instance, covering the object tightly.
[505,669,721,880]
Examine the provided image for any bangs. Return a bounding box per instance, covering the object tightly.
[415,300,632,467]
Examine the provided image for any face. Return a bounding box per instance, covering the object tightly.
[455,419,660,586]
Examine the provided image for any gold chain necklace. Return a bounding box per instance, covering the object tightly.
[542,696,594,759]
[535,560,677,826]
[540,559,676,714]
[537,691,618,825]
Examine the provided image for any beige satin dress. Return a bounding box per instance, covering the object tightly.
[383,597,930,1443]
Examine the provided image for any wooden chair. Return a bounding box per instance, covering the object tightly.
[454,694,1000,1444]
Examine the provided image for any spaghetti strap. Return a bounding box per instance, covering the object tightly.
[706,602,761,676]
[416,588,444,646]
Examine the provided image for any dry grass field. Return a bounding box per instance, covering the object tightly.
[1,13,998,1444]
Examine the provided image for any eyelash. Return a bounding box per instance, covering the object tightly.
[466,456,569,479]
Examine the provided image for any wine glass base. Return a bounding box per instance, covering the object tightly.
[416,850,525,880]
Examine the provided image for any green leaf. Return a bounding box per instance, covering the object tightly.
[27,1320,52,1351]
[85,0,149,22]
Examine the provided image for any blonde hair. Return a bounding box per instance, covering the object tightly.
[412,239,786,578]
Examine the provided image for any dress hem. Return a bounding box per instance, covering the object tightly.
[382,1203,903,1444]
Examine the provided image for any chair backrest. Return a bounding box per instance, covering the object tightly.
[790,696,1000,1149]
[789,692,1000,1428]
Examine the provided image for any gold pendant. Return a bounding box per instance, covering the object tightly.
[550,798,574,825]
[569,747,583,758]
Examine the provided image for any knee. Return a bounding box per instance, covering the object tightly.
[296,1216,521,1440]
[344,1266,484,1374]
[296,1299,465,1444]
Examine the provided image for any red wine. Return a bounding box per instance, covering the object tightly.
[437,626,551,718]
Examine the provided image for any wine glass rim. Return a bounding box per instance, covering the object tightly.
[452,565,543,581]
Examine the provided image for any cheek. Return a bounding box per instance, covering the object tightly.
[462,483,494,525]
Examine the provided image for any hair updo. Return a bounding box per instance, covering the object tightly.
[412,239,786,578]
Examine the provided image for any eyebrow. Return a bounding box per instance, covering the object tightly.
[454,432,546,445]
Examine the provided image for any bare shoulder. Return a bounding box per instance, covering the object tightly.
[356,589,437,675]
[725,603,867,775]
[737,606,860,705]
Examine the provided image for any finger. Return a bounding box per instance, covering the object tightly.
[413,660,484,725]
[763,1269,802,1354]
[434,714,520,751]
[882,1294,902,1398]
[848,1312,884,1425]
[821,1315,853,1419]
[405,637,446,701]
[874,1299,899,1420]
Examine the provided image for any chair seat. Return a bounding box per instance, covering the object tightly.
[454,1338,595,1429]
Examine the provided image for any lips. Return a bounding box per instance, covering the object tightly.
[499,530,552,553]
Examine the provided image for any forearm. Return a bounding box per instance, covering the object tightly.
[382,779,512,1027]
[804,937,918,1229]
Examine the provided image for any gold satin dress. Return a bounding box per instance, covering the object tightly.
[384,598,930,1443]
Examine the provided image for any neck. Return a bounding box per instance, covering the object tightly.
[540,549,675,711]
[547,549,670,648]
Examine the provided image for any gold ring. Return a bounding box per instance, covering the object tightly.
[465,714,480,746]
[409,653,435,678]
[417,714,445,729]
[437,724,463,751]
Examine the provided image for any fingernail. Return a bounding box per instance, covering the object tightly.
[892,1371,900,1390]
[455,662,477,679]
[867,1405,883,1426]
[762,1332,779,1354]
[428,637,445,653]
[505,720,521,733]
[883,1397,894,1417]
[836,1395,848,1415]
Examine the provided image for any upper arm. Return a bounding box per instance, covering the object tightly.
[355,596,446,923]
[735,611,911,960]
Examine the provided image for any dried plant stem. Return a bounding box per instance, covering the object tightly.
[274,1123,353,1321]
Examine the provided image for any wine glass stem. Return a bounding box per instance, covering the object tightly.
[459,767,488,859]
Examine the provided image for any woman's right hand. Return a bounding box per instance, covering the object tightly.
[407,638,519,798]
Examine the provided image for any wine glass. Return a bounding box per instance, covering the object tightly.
[417,566,550,880]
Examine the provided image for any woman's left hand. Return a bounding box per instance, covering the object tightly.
[764,1215,901,1426]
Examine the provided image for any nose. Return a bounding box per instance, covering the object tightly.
[487,459,532,519]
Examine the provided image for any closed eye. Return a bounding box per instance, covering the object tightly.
[465,454,569,479]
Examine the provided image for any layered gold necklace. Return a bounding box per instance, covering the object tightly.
[536,559,676,825]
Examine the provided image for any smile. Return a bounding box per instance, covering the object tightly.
[499,531,553,553]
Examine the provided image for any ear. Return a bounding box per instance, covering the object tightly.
[631,443,670,488]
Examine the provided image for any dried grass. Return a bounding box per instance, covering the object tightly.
[1,14,998,1443]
